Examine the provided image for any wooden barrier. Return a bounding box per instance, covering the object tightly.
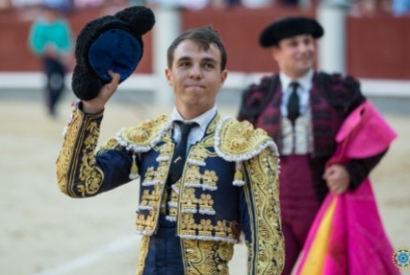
[0,6,409,80]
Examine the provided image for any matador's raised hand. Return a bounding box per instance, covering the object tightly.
[82,70,121,114]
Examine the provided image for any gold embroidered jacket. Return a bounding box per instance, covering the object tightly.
[57,106,285,274]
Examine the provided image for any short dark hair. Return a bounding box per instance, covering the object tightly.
[167,25,227,71]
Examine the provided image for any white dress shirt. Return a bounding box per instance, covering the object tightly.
[279,69,314,155]
[170,105,217,149]
[279,69,313,117]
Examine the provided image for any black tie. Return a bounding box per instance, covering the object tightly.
[287,82,300,123]
[168,121,197,183]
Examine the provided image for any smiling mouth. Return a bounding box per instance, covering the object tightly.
[185,85,205,90]
[298,55,313,61]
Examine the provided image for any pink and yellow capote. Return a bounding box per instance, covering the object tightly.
[295,100,401,275]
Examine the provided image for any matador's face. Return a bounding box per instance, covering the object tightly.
[165,39,227,119]
[272,34,316,78]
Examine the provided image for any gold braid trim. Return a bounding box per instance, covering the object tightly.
[244,148,285,275]
[181,239,233,275]
[136,236,150,275]
[56,108,105,198]
[215,117,279,162]
[215,117,279,187]
[116,114,171,152]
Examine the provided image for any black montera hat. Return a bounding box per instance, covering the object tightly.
[71,6,155,100]
[259,16,324,47]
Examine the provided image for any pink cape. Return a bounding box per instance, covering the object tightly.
[295,101,400,275]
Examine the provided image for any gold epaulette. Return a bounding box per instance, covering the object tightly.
[215,117,279,162]
[115,114,172,153]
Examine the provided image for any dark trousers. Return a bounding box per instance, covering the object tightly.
[42,57,66,116]
[141,207,184,275]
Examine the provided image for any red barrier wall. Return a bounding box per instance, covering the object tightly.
[0,6,409,80]
[347,16,410,79]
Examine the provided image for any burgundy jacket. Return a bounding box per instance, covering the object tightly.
[237,72,387,202]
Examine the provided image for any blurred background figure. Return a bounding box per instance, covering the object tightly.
[241,0,273,9]
[27,3,74,117]
[73,0,103,8]
[282,0,298,6]
[12,0,72,12]
[392,0,410,16]
[42,0,73,13]
[145,0,209,10]
[236,16,396,275]
[0,0,12,9]
[209,0,240,9]
[101,0,130,15]
[350,0,394,16]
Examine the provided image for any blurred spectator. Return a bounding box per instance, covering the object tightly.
[241,0,273,8]
[0,0,12,9]
[146,0,209,10]
[360,0,377,14]
[11,0,73,13]
[228,0,241,4]
[209,0,240,9]
[392,0,410,16]
[180,0,209,9]
[12,0,42,6]
[282,0,298,6]
[28,4,74,117]
[12,0,67,7]
[350,0,396,16]
[43,0,73,13]
[73,0,103,8]
[101,0,130,15]
[129,0,145,5]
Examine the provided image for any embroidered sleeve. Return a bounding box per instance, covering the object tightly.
[56,105,133,198]
[242,148,285,275]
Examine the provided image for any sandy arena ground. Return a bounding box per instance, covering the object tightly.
[0,91,409,275]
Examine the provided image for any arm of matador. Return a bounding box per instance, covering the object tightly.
[345,148,389,190]
[240,148,285,275]
[56,103,135,198]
